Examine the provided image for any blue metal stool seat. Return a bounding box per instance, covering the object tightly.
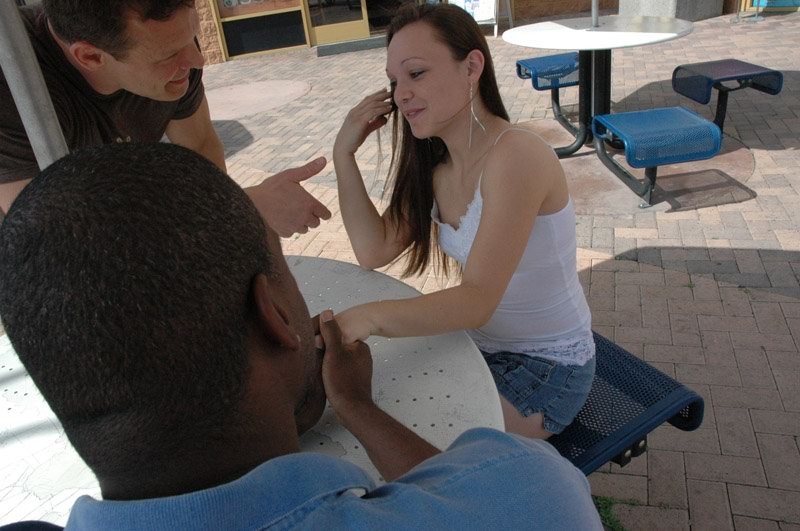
[549,332,704,475]
[672,59,783,131]
[591,106,722,207]
[516,52,579,91]
[516,53,584,157]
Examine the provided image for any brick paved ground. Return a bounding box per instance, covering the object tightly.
[205,11,798,530]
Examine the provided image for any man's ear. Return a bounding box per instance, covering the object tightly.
[252,273,300,351]
[466,49,485,84]
[67,41,109,72]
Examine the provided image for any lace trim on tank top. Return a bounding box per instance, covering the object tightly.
[431,127,527,263]
[431,182,482,265]
[473,330,596,366]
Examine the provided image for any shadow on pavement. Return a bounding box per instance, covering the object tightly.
[213,119,254,158]
[585,245,800,338]
[0,421,60,445]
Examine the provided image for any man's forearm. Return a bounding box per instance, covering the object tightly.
[197,131,226,173]
[165,97,227,174]
[337,401,439,482]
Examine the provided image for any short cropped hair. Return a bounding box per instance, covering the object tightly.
[42,0,194,57]
[0,142,271,479]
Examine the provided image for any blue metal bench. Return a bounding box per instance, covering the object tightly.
[591,106,722,207]
[516,52,579,91]
[672,59,783,131]
[549,332,704,475]
[0,523,62,530]
[516,53,587,157]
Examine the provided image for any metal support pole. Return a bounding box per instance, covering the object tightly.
[713,89,730,131]
[591,0,599,28]
[592,50,612,117]
[748,0,765,22]
[0,2,68,170]
[593,136,658,208]
[554,50,592,158]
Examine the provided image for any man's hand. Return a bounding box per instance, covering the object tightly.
[313,309,439,481]
[316,310,374,418]
[247,157,332,237]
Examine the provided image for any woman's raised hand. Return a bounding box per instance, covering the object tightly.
[334,89,394,157]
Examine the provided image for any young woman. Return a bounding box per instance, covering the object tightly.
[332,3,594,439]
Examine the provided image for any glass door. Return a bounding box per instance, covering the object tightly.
[364,0,406,34]
[364,0,438,35]
[216,0,309,57]
[307,0,370,45]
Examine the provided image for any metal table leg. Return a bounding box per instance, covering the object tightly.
[554,50,592,158]
[594,137,657,208]
[592,49,624,149]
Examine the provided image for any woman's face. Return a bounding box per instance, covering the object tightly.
[386,22,471,139]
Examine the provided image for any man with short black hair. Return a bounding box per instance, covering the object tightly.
[0,0,330,236]
[0,142,602,530]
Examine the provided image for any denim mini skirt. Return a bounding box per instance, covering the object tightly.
[481,351,596,434]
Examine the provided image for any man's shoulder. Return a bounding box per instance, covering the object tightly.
[446,427,566,460]
[411,427,578,480]
[64,434,601,530]
[19,5,50,52]
[353,428,602,529]
[19,5,43,28]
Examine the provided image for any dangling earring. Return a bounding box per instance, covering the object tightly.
[468,83,486,150]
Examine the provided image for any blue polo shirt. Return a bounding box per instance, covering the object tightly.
[65,428,602,530]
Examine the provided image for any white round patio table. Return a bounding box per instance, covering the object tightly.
[291,255,504,482]
[0,334,100,526]
[503,15,693,51]
[503,15,693,158]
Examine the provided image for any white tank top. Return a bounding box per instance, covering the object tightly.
[431,129,594,365]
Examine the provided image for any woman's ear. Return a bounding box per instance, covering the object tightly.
[252,273,300,351]
[466,49,485,84]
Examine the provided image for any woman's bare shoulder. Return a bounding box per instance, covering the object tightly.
[499,124,556,152]
[484,125,562,183]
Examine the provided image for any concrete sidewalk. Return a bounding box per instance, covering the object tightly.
[206,11,800,530]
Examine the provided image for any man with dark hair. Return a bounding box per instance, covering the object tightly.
[0,0,330,236]
[0,143,601,530]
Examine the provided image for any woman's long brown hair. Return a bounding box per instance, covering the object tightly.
[385,3,509,277]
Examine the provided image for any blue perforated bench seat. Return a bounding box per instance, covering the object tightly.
[672,59,783,130]
[515,53,584,157]
[516,52,579,91]
[593,106,721,169]
[591,106,722,206]
[549,332,704,475]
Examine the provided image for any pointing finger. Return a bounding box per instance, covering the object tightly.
[287,157,327,183]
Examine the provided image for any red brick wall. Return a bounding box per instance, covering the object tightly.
[196,0,225,65]
[513,0,619,21]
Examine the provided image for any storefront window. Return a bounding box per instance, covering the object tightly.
[308,0,364,28]
[216,0,308,56]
